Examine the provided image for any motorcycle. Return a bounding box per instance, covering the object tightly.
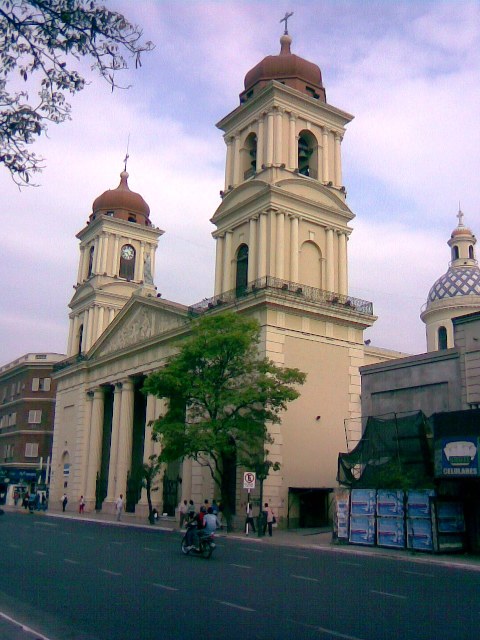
[181,523,215,559]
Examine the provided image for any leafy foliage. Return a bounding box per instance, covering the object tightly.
[0,0,153,186]
[141,454,162,517]
[143,312,306,517]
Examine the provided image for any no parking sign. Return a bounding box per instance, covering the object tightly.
[243,471,256,490]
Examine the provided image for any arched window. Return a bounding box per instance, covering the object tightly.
[119,244,136,280]
[235,244,249,295]
[469,245,474,259]
[438,326,448,350]
[241,133,257,180]
[77,324,84,355]
[298,130,318,179]
[87,246,95,277]
[452,245,459,261]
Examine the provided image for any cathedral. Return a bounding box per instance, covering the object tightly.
[50,30,404,527]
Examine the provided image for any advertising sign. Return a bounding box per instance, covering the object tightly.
[334,489,350,540]
[349,515,375,545]
[407,518,433,551]
[407,489,434,519]
[377,517,405,548]
[441,437,479,477]
[377,490,404,517]
[436,502,465,533]
[350,489,376,516]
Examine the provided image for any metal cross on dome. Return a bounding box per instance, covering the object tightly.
[280,11,294,35]
[457,205,464,227]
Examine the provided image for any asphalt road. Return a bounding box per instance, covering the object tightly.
[0,512,479,640]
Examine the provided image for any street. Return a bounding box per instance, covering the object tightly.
[0,512,479,639]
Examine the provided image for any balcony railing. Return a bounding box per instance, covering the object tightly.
[189,277,373,316]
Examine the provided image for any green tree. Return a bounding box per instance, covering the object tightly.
[143,312,306,527]
[141,454,162,523]
[0,0,153,186]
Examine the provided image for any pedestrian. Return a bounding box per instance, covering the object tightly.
[178,499,188,529]
[217,501,224,529]
[79,495,85,514]
[61,493,68,512]
[23,492,29,509]
[187,499,195,522]
[115,494,124,521]
[211,499,219,516]
[263,502,275,537]
[13,491,19,506]
[41,493,47,510]
[245,502,256,535]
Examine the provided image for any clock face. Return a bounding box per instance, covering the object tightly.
[121,245,134,260]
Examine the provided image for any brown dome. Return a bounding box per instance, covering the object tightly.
[240,35,326,103]
[91,171,151,226]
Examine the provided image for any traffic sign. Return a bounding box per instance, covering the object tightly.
[243,471,256,489]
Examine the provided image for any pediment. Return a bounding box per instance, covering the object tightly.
[274,178,352,214]
[91,297,189,358]
[212,180,269,221]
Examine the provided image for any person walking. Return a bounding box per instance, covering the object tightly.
[79,495,85,514]
[178,499,188,529]
[245,502,256,535]
[115,494,124,521]
[187,499,195,523]
[61,493,68,512]
[263,502,275,537]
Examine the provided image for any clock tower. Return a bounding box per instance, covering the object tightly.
[66,171,163,357]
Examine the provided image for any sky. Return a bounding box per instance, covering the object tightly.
[2,0,480,366]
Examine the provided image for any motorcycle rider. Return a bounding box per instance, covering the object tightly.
[200,507,219,545]
[186,506,207,550]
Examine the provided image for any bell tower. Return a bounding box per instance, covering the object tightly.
[66,171,163,357]
[211,31,354,298]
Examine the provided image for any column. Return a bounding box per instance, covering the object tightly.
[106,383,123,502]
[322,128,329,183]
[248,217,257,283]
[67,317,75,357]
[334,133,342,187]
[290,215,299,282]
[256,116,264,169]
[81,309,89,352]
[266,111,274,166]
[222,231,233,293]
[338,232,348,295]
[100,233,109,274]
[77,246,85,283]
[326,228,335,292]
[85,388,105,505]
[85,306,95,351]
[108,307,115,324]
[112,236,120,275]
[97,305,105,338]
[82,246,91,281]
[224,137,234,190]
[233,135,241,186]
[275,211,285,279]
[274,108,283,165]
[214,235,224,296]
[288,114,296,170]
[257,212,268,279]
[150,243,156,280]
[115,380,135,500]
[93,235,102,274]
[136,242,145,282]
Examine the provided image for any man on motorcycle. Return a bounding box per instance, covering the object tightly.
[185,506,207,550]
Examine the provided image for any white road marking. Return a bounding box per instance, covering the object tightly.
[144,547,161,552]
[0,610,54,640]
[111,541,123,545]
[9,544,20,549]
[241,547,263,553]
[33,522,57,527]
[287,618,365,640]
[34,550,46,556]
[217,601,255,612]
[230,563,252,569]
[291,574,319,582]
[64,558,80,564]
[152,583,179,591]
[59,532,72,536]
[371,590,407,600]
[100,569,122,576]
[285,554,308,560]
[338,561,362,567]
[402,570,434,578]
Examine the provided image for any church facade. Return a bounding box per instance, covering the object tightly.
[50,32,401,527]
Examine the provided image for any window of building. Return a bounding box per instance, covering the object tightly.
[32,378,51,391]
[119,244,136,280]
[128,213,137,223]
[298,130,318,178]
[242,133,257,180]
[63,463,70,476]
[16,380,21,394]
[78,324,84,355]
[9,412,16,426]
[25,442,39,458]
[235,244,249,295]
[87,245,95,277]
[4,444,14,460]
[28,410,42,424]
[438,326,448,350]
[452,245,459,261]
[469,245,474,259]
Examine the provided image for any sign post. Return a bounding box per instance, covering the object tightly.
[243,472,256,536]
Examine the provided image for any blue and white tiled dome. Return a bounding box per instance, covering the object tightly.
[427,266,480,304]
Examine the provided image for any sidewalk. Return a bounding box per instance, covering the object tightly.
[5,505,480,570]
